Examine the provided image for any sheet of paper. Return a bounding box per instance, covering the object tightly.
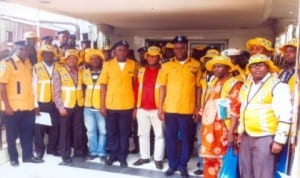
[35,112,52,126]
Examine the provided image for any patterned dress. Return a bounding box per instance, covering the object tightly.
[200,76,242,178]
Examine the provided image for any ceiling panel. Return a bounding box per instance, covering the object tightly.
[6,0,298,30]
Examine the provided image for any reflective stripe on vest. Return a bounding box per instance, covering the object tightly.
[83,69,101,109]
[239,76,280,136]
[58,67,84,108]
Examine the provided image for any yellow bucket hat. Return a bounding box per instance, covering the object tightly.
[205,55,234,71]
[85,49,104,63]
[200,49,220,63]
[279,38,299,53]
[144,46,162,59]
[247,54,277,73]
[64,49,79,60]
[246,37,274,52]
[40,44,56,54]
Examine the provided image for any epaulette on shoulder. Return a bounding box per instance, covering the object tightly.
[5,58,17,70]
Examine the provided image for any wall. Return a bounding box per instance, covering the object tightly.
[105,25,274,53]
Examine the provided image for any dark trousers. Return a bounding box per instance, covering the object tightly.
[34,102,60,157]
[165,113,193,171]
[131,119,139,152]
[4,110,35,161]
[59,106,86,160]
[106,109,132,162]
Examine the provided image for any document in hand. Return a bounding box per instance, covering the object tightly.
[35,112,52,126]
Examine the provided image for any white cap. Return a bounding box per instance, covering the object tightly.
[221,48,241,56]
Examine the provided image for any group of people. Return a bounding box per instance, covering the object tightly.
[0,30,298,178]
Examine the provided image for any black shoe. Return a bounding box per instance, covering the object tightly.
[23,157,44,163]
[165,168,176,176]
[193,169,203,175]
[129,149,139,154]
[133,158,150,166]
[59,158,72,165]
[154,160,163,170]
[99,156,107,162]
[105,157,117,166]
[10,160,19,167]
[180,169,189,178]
[36,155,44,162]
[86,154,98,160]
[120,161,128,168]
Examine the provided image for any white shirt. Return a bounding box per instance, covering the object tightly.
[248,73,292,123]
[32,62,55,107]
[118,62,126,71]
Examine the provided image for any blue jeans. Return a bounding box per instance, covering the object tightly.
[84,107,106,156]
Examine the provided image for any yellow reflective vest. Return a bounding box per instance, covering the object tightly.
[34,62,60,103]
[136,67,160,108]
[82,69,101,109]
[239,75,280,136]
[57,67,84,108]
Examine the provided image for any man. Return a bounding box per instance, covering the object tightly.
[137,47,148,67]
[55,30,70,48]
[158,35,201,178]
[238,54,292,178]
[82,49,107,162]
[161,42,175,63]
[100,40,137,168]
[132,46,165,170]
[246,37,274,57]
[54,30,70,60]
[0,40,43,166]
[33,45,60,160]
[200,55,243,178]
[278,38,299,174]
[41,36,53,46]
[38,36,55,63]
[102,46,112,61]
[24,31,39,65]
[79,40,91,67]
[53,49,86,165]
[279,38,298,97]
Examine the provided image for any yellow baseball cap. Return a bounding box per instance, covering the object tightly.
[205,55,234,71]
[85,49,104,63]
[247,54,277,73]
[144,46,162,59]
[279,38,299,53]
[246,37,274,52]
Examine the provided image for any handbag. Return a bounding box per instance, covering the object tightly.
[218,146,239,178]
